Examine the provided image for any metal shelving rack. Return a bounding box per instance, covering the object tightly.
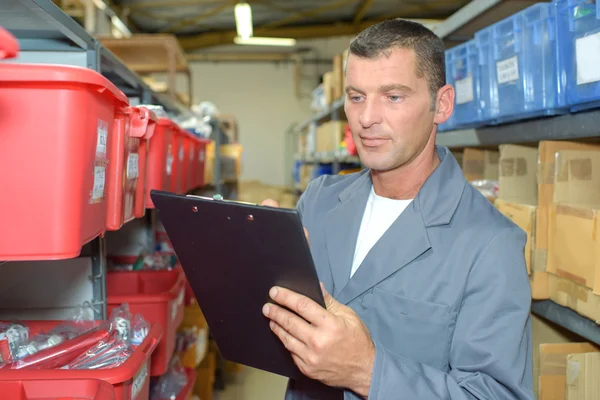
[1,0,188,321]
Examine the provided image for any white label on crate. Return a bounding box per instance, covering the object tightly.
[199,150,205,162]
[576,33,600,85]
[166,145,174,176]
[131,360,149,400]
[91,166,106,201]
[127,153,139,180]
[179,145,185,161]
[455,76,474,105]
[171,287,185,322]
[96,120,108,156]
[496,56,519,84]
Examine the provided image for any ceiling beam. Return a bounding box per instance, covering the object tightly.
[180,16,442,50]
[160,0,235,33]
[353,0,375,24]
[187,52,294,62]
[128,0,227,11]
[261,0,358,30]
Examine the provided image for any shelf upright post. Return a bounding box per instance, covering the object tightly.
[214,117,223,196]
[90,236,108,320]
[331,104,341,174]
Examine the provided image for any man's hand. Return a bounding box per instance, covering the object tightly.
[262,284,374,397]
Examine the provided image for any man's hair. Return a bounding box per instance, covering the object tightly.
[349,19,446,105]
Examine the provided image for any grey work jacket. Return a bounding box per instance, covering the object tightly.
[285,146,534,400]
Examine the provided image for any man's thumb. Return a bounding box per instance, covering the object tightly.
[320,282,337,310]
[261,199,280,207]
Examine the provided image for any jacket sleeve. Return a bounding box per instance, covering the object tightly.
[367,226,534,400]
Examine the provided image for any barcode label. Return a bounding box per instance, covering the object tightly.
[92,166,106,201]
[455,76,474,104]
[127,153,139,180]
[166,145,173,176]
[496,56,519,84]
[96,121,108,156]
[131,360,149,400]
[199,150,205,162]
[576,33,600,85]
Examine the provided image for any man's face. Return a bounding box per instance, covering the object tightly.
[344,48,438,172]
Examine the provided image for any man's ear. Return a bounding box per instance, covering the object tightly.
[433,84,455,125]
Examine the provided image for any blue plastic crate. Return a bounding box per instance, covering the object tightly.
[555,0,600,112]
[475,26,500,122]
[448,40,483,127]
[438,51,457,132]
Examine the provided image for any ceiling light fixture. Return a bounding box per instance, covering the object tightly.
[234,2,253,40]
[234,36,297,47]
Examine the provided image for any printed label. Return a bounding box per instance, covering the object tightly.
[96,120,108,156]
[179,145,185,162]
[91,166,106,201]
[131,360,149,400]
[127,153,139,180]
[171,287,185,322]
[166,145,174,176]
[576,33,600,85]
[496,56,519,84]
[199,150,205,162]
[455,76,474,105]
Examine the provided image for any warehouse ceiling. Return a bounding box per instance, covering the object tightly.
[112,0,469,50]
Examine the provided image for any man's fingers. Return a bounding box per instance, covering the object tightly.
[304,227,310,246]
[269,286,329,326]
[261,198,280,207]
[263,302,313,343]
[269,321,307,357]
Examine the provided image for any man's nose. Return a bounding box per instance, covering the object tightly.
[359,98,383,128]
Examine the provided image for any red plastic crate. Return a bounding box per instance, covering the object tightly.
[169,128,187,195]
[134,107,157,219]
[0,63,129,261]
[184,133,196,192]
[193,139,210,189]
[0,321,162,400]
[176,369,197,400]
[145,118,176,208]
[0,27,19,60]
[0,379,116,400]
[106,266,185,377]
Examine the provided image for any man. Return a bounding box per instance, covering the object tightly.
[262,20,534,400]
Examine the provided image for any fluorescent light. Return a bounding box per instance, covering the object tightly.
[234,2,253,40]
[111,15,132,38]
[91,0,107,11]
[234,36,296,47]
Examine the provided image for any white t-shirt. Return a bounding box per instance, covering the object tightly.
[350,186,413,278]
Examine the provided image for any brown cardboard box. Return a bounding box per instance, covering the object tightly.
[316,121,345,153]
[333,54,344,100]
[554,150,600,209]
[498,144,538,205]
[547,205,600,293]
[495,199,536,275]
[536,141,600,274]
[531,271,551,300]
[299,164,315,191]
[451,150,464,168]
[539,343,600,400]
[549,274,600,323]
[323,71,335,105]
[566,352,600,400]
[195,351,216,400]
[342,48,349,90]
[462,148,499,182]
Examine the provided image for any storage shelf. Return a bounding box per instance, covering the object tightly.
[2,0,95,51]
[100,46,148,97]
[531,300,600,346]
[436,109,600,149]
[295,97,345,133]
[433,0,541,47]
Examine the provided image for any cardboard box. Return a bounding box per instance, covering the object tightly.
[299,164,315,191]
[323,71,335,105]
[549,274,600,323]
[567,352,600,400]
[495,199,536,275]
[547,204,600,293]
[536,141,600,273]
[194,351,216,400]
[498,144,538,205]
[333,54,344,100]
[462,148,499,182]
[554,150,600,209]
[342,48,349,90]
[531,271,551,300]
[316,121,345,153]
[539,343,600,400]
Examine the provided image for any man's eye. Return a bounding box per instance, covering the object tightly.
[389,95,402,102]
[349,95,363,102]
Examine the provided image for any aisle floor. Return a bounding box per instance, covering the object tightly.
[215,367,288,400]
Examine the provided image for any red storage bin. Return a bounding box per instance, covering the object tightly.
[193,138,210,188]
[145,118,176,208]
[184,133,196,192]
[0,379,116,400]
[0,27,19,60]
[169,128,187,195]
[0,63,129,261]
[106,266,186,377]
[0,321,162,400]
[134,107,157,219]
[106,106,154,231]
[176,369,197,400]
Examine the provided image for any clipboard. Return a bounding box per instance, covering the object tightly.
[150,190,325,379]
